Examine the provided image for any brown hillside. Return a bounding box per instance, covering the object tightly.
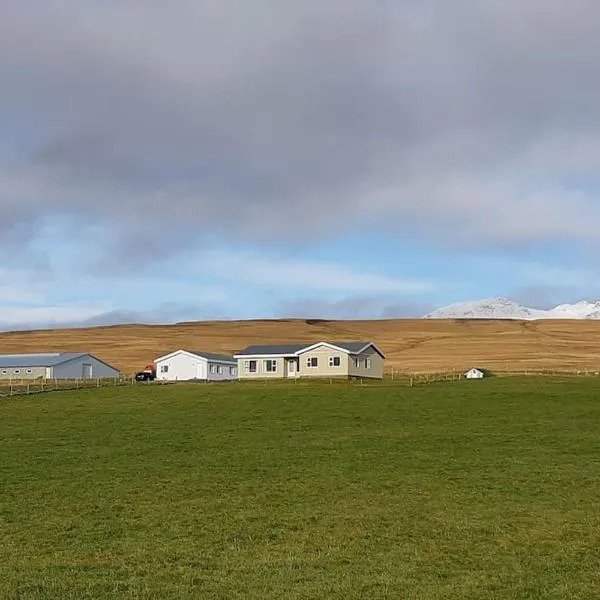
[1,318,600,375]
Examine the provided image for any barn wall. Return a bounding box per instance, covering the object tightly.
[0,366,46,380]
[53,355,120,379]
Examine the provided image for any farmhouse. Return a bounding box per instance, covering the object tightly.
[154,350,237,382]
[0,353,119,380]
[234,341,385,380]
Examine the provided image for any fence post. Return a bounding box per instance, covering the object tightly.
[27,384,30,395]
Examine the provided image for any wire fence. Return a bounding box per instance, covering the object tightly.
[1,367,599,399]
[0,377,127,398]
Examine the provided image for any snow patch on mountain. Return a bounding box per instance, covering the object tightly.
[423,297,600,320]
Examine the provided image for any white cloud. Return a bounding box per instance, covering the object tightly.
[0,303,113,329]
[278,296,433,319]
[469,257,599,288]
[0,268,50,304]
[0,287,41,304]
[202,250,434,293]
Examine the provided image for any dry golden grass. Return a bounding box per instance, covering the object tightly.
[2,318,600,375]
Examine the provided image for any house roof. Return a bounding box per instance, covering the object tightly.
[0,352,89,368]
[234,341,385,358]
[154,349,236,364]
[186,350,237,364]
[235,343,309,356]
[328,341,378,354]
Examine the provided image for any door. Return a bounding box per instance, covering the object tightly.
[195,361,206,380]
[82,363,92,379]
[287,359,298,377]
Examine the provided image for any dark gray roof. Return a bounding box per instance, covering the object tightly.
[329,341,373,353]
[235,343,309,356]
[0,352,87,368]
[327,341,385,357]
[235,341,384,357]
[186,350,237,364]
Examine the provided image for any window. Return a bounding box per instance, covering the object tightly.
[245,360,257,373]
[264,359,277,372]
[328,356,341,367]
[26,369,33,374]
[210,364,217,374]
[306,357,318,368]
[1,370,7,375]
[14,369,20,375]
[217,365,223,374]
[160,364,169,374]
[229,366,237,376]
[354,358,360,368]
[365,358,372,369]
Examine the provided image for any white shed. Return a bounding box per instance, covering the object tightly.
[464,368,485,379]
[154,350,237,382]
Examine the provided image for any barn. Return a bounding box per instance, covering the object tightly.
[0,353,120,380]
[464,368,487,379]
[154,350,237,382]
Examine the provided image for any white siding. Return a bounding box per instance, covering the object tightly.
[155,351,237,381]
[156,352,203,381]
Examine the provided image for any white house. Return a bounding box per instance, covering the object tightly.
[154,350,237,382]
[464,368,486,379]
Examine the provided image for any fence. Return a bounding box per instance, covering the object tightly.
[0,377,125,398]
[2,368,599,399]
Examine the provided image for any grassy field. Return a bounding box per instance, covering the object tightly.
[3,317,600,375]
[1,378,599,599]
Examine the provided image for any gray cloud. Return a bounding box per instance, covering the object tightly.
[511,285,596,310]
[279,296,433,319]
[2,0,600,261]
[0,301,225,332]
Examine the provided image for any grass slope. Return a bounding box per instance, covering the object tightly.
[1,379,600,599]
[3,318,600,375]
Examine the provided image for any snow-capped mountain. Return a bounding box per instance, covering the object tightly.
[422,298,600,320]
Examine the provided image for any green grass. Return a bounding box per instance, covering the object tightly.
[1,378,600,599]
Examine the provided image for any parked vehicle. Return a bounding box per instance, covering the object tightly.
[135,364,156,381]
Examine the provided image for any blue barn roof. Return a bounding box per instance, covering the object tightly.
[0,353,89,368]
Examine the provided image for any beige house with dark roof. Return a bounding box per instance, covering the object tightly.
[234,341,385,380]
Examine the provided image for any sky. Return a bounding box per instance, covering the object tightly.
[2,0,600,329]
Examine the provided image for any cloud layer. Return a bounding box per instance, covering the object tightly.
[3,0,600,263]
